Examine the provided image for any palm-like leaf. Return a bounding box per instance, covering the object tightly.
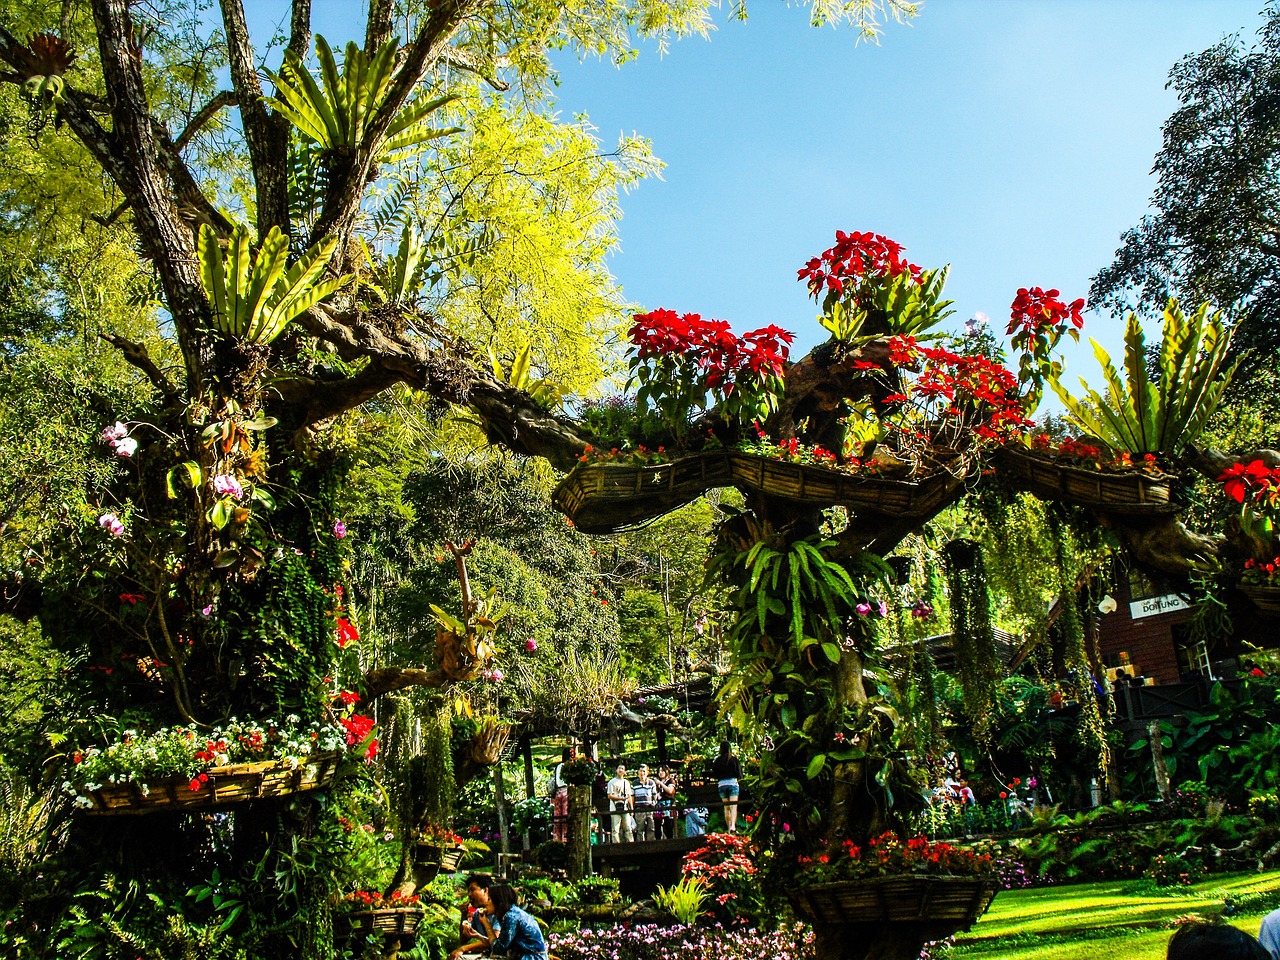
[198,224,352,344]
[267,36,459,161]
[1051,298,1238,456]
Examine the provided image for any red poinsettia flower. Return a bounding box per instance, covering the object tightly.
[335,617,360,647]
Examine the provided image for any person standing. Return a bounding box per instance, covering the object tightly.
[486,884,549,960]
[654,764,678,839]
[632,764,658,841]
[710,740,742,834]
[551,747,573,842]
[606,763,634,843]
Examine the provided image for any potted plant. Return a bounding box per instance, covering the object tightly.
[334,890,426,949]
[67,716,351,814]
[788,832,998,934]
[410,713,465,872]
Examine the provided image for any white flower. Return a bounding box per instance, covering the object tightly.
[111,437,138,458]
[101,421,129,443]
[1097,595,1118,614]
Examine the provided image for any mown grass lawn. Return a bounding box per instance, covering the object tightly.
[947,872,1280,960]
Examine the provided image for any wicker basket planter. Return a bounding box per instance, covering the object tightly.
[788,875,998,931]
[995,447,1176,515]
[79,752,342,815]
[553,453,733,534]
[335,907,425,948]
[727,454,963,517]
[414,842,467,872]
[554,452,965,533]
[1241,584,1280,616]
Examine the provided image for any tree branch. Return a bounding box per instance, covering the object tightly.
[100,332,181,401]
[174,89,237,152]
[218,0,292,234]
[365,0,393,50]
[310,0,478,246]
[90,0,211,390]
[363,665,446,701]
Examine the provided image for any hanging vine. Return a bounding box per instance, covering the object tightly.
[943,538,1000,742]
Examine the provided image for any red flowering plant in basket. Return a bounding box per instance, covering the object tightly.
[797,230,952,343]
[627,308,793,443]
[796,831,992,885]
[1007,286,1085,411]
[342,890,422,912]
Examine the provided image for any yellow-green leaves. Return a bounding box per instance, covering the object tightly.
[1052,299,1239,456]
[197,223,352,344]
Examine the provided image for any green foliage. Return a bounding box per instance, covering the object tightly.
[651,876,708,924]
[414,711,456,829]
[267,36,459,159]
[1052,299,1238,456]
[1127,676,1280,803]
[944,539,999,742]
[197,224,351,345]
[819,264,954,342]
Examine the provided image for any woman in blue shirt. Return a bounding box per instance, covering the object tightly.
[487,883,548,960]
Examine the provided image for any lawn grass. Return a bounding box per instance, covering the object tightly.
[947,872,1280,960]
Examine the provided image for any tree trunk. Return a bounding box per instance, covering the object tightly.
[566,784,592,880]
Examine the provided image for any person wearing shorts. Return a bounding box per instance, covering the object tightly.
[710,740,742,833]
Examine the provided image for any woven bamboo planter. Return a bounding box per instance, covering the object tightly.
[727,454,962,517]
[995,447,1176,515]
[788,875,998,930]
[554,452,964,533]
[553,453,733,534]
[335,907,425,948]
[415,842,467,872]
[79,752,342,815]
[1241,584,1280,616]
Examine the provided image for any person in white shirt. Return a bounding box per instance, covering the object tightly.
[606,763,634,843]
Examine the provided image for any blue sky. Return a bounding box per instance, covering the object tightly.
[544,1,1263,380]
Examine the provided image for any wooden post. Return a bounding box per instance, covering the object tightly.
[566,784,592,880]
[1149,720,1172,803]
[521,734,536,851]
[493,762,510,856]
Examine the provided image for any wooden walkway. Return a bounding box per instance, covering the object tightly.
[591,835,706,898]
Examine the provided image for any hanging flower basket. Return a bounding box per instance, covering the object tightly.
[78,752,342,816]
[994,446,1176,514]
[788,875,998,930]
[726,453,963,517]
[1241,583,1280,616]
[554,451,964,533]
[414,841,467,872]
[335,907,425,948]
[552,453,733,534]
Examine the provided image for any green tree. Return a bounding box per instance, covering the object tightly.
[1090,4,1280,392]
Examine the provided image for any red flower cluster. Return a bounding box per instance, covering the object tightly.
[339,714,378,760]
[628,309,793,388]
[1219,460,1280,506]
[682,833,759,880]
[798,831,991,880]
[335,617,360,648]
[194,738,229,764]
[344,890,420,910]
[797,230,922,298]
[337,690,361,706]
[889,339,1032,442]
[1007,287,1085,336]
